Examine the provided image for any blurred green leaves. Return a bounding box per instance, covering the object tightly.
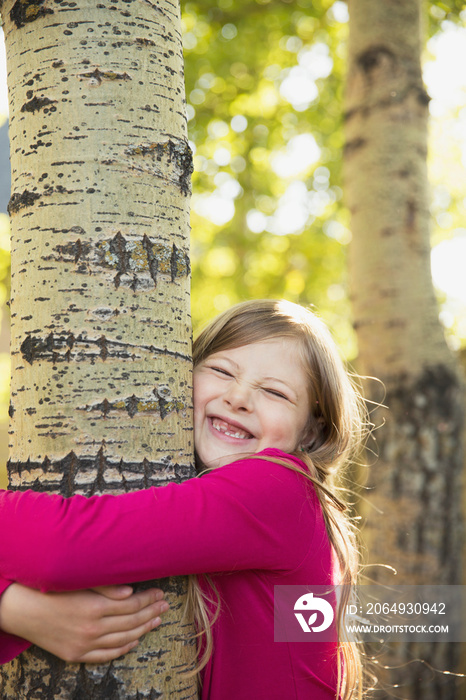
[184,0,358,354]
[0,214,10,488]
[0,213,10,400]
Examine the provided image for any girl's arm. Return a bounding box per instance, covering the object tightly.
[0,451,314,591]
[0,577,31,663]
[0,583,169,664]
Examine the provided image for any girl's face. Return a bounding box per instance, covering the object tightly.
[193,338,312,469]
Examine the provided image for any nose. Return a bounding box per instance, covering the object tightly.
[223,381,253,412]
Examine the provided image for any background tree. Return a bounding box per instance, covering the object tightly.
[344,0,464,698]
[0,1,196,698]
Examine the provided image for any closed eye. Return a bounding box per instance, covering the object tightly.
[265,388,289,400]
[209,366,233,377]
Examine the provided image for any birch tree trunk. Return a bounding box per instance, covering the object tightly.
[0,0,197,697]
[344,1,464,698]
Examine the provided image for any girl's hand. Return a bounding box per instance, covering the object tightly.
[0,582,169,664]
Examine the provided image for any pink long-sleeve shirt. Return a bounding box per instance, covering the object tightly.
[0,448,339,699]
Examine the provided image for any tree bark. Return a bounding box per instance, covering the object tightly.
[0,0,197,697]
[344,1,464,698]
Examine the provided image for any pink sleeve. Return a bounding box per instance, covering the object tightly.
[0,450,315,592]
[0,577,31,664]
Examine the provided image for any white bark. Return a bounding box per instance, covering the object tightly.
[0,0,197,697]
[344,2,464,698]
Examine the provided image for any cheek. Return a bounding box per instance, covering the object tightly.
[193,374,207,410]
[264,407,295,435]
[267,408,307,445]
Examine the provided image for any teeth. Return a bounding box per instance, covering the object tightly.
[211,418,251,439]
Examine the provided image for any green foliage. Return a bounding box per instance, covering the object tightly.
[0,214,9,489]
[183,0,358,355]
[0,214,10,401]
[427,0,466,35]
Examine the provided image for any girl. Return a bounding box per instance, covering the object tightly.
[0,299,366,699]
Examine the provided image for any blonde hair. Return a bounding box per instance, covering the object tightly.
[184,299,368,698]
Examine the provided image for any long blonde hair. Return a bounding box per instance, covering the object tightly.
[184,299,369,698]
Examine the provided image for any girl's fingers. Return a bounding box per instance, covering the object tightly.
[91,585,135,600]
[101,600,170,636]
[79,640,140,665]
[78,616,166,664]
[92,585,165,603]
[91,614,165,651]
[103,588,166,617]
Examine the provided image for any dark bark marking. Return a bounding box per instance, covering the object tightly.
[100,398,111,418]
[356,45,395,75]
[21,95,57,114]
[417,88,431,106]
[170,244,178,283]
[87,391,180,420]
[125,138,193,196]
[343,138,367,156]
[92,235,189,287]
[90,447,108,495]
[344,83,428,123]
[143,458,151,488]
[8,189,41,214]
[166,139,193,196]
[8,185,79,214]
[156,388,170,420]
[19,331,191,364]
[140,103,160,114]
[77,68,132,85]
[20,335,35,364]
[56,239,92,263]
[51,161,85,166]
[141,0,173,23]
[405,199,416,232]
[8,449,194,495]
[62,452,77,497]
[108,231,130,288]
[10,0,54,29]
[73,663,124,699]
[98,335,109,361]
[126,394,139,418]
[142,233,158,286]
[136,37,156,47]
[151,242,189,280]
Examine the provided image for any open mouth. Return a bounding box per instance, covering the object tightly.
[210,417,254,440]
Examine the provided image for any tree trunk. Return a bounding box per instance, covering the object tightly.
[0,0,197,697]
[344,1,464,698]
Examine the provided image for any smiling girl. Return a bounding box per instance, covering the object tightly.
[0,299,367,699]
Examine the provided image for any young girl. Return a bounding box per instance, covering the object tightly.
[0,299,366,699]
